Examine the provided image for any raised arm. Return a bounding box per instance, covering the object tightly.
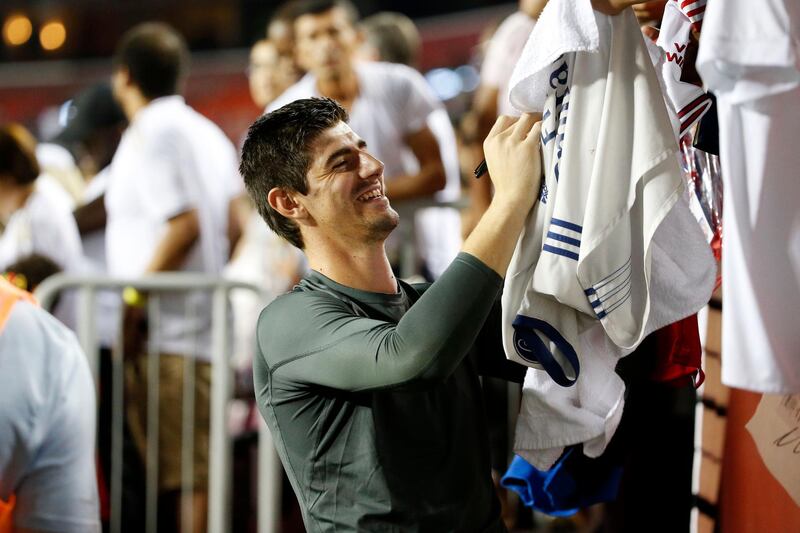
[259,114,542,392]
[383,125,447,201]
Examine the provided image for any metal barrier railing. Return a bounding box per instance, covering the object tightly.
[35,273,282,533]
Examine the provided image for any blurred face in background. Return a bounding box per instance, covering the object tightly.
[294,6,359,82]
[248,37,301,109]
[248,40,281,108]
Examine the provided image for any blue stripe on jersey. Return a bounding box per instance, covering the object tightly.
[550,218,583,234]
[546,231,581,247]
[543,244,579,261]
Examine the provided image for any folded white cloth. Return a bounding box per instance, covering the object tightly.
[503,0,716,468]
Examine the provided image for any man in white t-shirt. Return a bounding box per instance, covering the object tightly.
[0,279,100,532]
[0,124,84,276]
[0,124,85,334]
[269,0,460,279]
[107,22,242,529]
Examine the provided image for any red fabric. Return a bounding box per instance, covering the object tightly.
[650,314,705,387]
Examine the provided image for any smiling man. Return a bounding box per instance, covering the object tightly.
[241,97,541,531]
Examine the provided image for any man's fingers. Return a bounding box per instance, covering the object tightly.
[488,115,519,137]
[514,112,542,139]
[524,121,542,143]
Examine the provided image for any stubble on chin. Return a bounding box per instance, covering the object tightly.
[366,207,400,242]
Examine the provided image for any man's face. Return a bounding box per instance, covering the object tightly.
[297,122,398,245]
[248,41,280,108]
[294,7,358,80]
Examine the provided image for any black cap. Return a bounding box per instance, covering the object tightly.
[54,83,126,144]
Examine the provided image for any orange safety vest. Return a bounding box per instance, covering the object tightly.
[0,277,37,532]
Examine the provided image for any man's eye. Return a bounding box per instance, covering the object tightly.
[333,160,348,170]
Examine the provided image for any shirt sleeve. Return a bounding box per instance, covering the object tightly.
[257,253,503,392]
[390,64,442,135]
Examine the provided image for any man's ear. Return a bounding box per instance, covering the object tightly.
[268,187,308,220]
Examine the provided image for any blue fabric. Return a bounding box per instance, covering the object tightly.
[501,447,623,517]
[512,315,580,387]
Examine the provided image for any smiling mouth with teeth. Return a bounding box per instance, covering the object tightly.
[357,188,383,201]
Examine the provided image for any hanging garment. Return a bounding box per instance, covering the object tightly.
[501,447,623,517]
[647,314,704,387]
[697,0,800,393]
[503,0,716,469]
[650,0,712,139]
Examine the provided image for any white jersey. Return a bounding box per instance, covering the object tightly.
[504,0,715,468]
[269,61,462,278]
[697,0,800,392]
[106,96,241,359]
[0,300,99,532]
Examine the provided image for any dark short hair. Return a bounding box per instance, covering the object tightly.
[284,0,360,27]
[240,98,348,249]
[0,124,40,186]
[112,22,189,100]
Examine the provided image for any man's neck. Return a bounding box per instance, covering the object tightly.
[122,93,151,122]
[305,238,397,294]
[316,67,359,109]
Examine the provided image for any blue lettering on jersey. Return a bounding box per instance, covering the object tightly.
[540,57,571,185]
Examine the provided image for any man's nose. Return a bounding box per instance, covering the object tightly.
[359,152,384,179]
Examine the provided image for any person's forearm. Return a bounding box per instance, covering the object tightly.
[274,252,505,390]
[227,195,250,259]
[462,195,533,278]
[73,194,107,236]
[384,162,446,201]
[145,209,199,273]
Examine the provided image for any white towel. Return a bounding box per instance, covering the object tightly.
[503,0,716,468]
[651,0,711,139]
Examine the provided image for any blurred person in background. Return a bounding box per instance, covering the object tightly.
[0,276,100,533]
[2,254,61,295]
[267,2,304,82]
[0,124,84,308]
[247,37,301,110]
[107,22,243,532]
[357,11,464,281]
[461,0,547,238]
[269,0,461,281]
[55,82,144,531]
[358,11,422,68]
